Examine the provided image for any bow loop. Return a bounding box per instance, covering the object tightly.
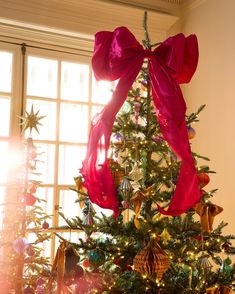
[92,27,144,81]
[154,33,199,83]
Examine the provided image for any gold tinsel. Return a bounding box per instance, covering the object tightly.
[133,240,170,280]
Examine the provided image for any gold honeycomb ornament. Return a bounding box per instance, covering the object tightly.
[133,240,170,280]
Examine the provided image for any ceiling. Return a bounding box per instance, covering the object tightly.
[108,0,196,15]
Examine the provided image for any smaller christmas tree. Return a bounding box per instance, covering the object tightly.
[0,105,52,293]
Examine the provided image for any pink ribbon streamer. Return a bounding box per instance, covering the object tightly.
[81,27,200,218]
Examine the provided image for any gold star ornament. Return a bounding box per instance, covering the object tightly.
[19,105,46,134]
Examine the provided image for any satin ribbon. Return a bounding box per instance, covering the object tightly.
[194,202,223,233]
[81,27,200,218]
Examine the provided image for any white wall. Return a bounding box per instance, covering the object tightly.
[169,0,235,237]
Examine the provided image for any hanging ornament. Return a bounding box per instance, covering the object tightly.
[12,237,28,254]
[131,186,153,229]
[42,220,50,229]
[24,193,37,206]
[28,182,38,194]
[111,133,124,148]
[82,199,95,225]
[88,248,106,268]
[194,201,223,233]
[133,240,170,279]
[119,177,133,201]
[74,176,87,209]
[83,259,90,268]
[140,79,149,91]
[187,126,196,139]
[152,134,164,143]
[199,256,212,274]
[122,200,129,209]
[129,162,143,183]
[197,173,210,188]
[47,241,67,293]
[64,245,80,274]
[160,228,171,245]
[134,101,141,125]
[108,159,125,188]
[19,105,46,134]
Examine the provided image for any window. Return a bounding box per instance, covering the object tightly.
[0,40,114,259]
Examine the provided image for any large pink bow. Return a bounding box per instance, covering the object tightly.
[81,27,200,218]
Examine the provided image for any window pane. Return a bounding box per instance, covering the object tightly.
[0,97,11,136]
[0,142,8,183]
[27,56,58,98]
[59,103,88,143]
[58,145,86,185]
[26,99,57,140]
[34,187,54,218]
[0,187,5,229]
[0,51,12,93]
[92,75,115,104]
[34,143,55,184]
[61,62,89,102]
[59,189,83,226]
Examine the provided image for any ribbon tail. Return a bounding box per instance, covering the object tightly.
[150,59,200,216]
[81,57,143,218]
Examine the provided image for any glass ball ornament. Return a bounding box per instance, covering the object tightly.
[12,237,28,254]
[24,193,37,205]
[88,248,105,268]
[111,133,124,148]
[187,126,196,139]
[197,173,210,188]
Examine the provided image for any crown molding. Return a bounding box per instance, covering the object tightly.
[0,0,179,46]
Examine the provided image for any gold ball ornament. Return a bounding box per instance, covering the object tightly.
[133,241,170,280]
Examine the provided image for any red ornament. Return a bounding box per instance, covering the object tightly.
[197,173,210,188]
[25,193,37,206]
[42,221,49,229]
[113,258,121,266]
[126,265,133,271]
[82,259,90,268]
[29,183,37,194]
[29,149,37,160]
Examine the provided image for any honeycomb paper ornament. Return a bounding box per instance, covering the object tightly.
[133,240,170,279]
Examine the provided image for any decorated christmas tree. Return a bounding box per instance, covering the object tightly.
[0,106,52,294]
[54,14,235,294]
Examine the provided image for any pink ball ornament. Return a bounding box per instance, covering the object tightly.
[13,237,28,254]
[122,200,129,209]
[25,193,37,206]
